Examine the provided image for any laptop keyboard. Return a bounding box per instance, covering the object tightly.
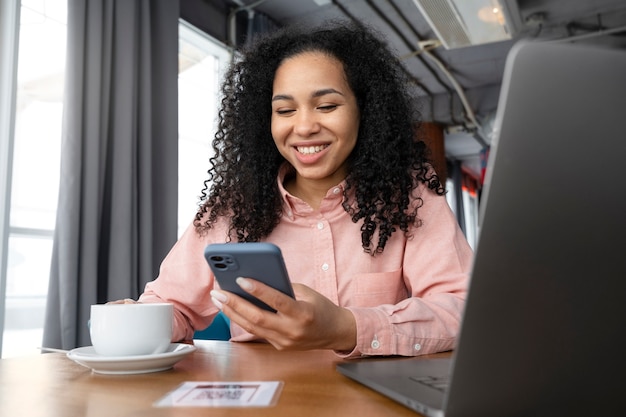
[409,375,450,392]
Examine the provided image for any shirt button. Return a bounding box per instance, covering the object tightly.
[321,263,329,271]
[317,222,324,230]
[371,339,380,349]
[414,343,421,351]
[332,187,341,195]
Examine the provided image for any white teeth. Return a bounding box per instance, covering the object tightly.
[297,145,328,155]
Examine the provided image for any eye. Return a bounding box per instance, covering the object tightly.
[317,104,338,112]
[275,108,295,115]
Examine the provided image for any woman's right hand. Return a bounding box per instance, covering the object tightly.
[106,299,138,304]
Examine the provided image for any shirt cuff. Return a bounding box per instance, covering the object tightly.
[335,306,456,359]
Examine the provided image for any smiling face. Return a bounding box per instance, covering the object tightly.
[271,51,360,196]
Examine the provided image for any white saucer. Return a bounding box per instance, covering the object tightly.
[67,343,196,375]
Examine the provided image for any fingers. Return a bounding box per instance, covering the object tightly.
[106,298,138,304]
[209,280,355,351]
[209,277,296,340]
[211,277,295,314]
[211,290,281,343]
[210,291,227,309]
[235,277,290,311]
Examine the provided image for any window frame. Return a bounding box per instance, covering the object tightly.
[0,0,22,356]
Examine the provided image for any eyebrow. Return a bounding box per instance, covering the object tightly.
[271,88,345,102]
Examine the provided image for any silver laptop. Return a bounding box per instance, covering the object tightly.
[337,40,626,417]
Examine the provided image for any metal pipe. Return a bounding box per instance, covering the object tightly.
[420,46,488,146]
[550,24,626,43]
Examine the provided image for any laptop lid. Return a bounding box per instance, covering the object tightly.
[338,40,626,417]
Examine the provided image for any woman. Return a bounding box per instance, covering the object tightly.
[138,21,473,358]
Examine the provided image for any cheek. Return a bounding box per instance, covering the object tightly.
[270,117,287,143]
[341,118,359,146]
[332,108,359,139]
[270,121,291,159]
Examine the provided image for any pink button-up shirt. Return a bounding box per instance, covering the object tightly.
[140,169,473,358]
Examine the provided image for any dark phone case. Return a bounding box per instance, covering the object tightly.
[204,242,294,312]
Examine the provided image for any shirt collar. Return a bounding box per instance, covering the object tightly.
[277,163,346,219]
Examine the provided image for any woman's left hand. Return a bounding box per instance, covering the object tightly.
[210,278,357,352]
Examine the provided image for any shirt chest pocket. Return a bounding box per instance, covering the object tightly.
[351,269,408,307]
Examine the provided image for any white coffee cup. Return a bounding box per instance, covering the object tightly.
[89,303,173,357]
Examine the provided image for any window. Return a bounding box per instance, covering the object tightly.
[177,21,231,237]
[461,176,479,249]
[0,11,231,357]
[1,0,67,358]
[446,174,480,250]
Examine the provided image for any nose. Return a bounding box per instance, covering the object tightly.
[293,110,321,137]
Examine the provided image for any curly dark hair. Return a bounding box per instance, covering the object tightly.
[194,20,444,254]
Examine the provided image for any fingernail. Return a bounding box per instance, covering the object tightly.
[236,277,253,291]
[210,290,228,307]
[211,290,228,308]
[211,297,223,309]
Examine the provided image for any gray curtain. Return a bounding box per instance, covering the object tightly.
[43,0,180,350]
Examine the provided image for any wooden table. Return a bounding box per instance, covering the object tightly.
[0,340,450,416]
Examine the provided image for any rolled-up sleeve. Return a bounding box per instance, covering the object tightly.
[139,222,223,342]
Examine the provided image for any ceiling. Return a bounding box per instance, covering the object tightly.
[220,0,626,173]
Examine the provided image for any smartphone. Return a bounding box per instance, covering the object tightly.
[204,242,295,312]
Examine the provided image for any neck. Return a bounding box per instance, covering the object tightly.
[284,176,339,210]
